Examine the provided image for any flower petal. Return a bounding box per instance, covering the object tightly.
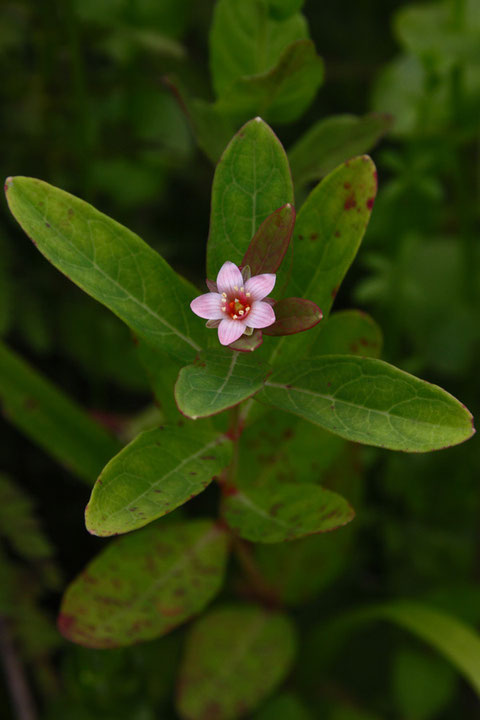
[206,278,218,292]
[216,261,244,296]
[217,318,246,346]
[190,293,224,320]
[246,301,276,329]
[244,273,276,301]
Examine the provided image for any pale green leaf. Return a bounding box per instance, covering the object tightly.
[58,519,229,648]
[258,355,475,451]
[309,310,382,358]
[175,350,270,419]
[86,425,232,537]
[5,177,203,363]
[207,118,293,278]
[0,342,120,484]
[176,605,296,720]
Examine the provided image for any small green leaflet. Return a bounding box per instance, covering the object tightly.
[0,342,120,485]
[175,350,270,419]
[5,177,203,363]
[210,0,308,97]
[176,605,296,720]
[288,113,392,188]
[223,481,354,543]
[207,118,293,278]
[86,425,232,536]
[58,519,229,648]
[215,40,323,124]
[258,355,474,452]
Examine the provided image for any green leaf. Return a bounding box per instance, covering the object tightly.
[309,310,382,358]
[288,113,392,189]
[175,350,270,419]
[392,647,456,720]
[242,203,295,275]
[188,97,236,163]
[58,519,229,648]
[253,693,313,720]
[5,177,203,363]
[258,355,475,452]
[263,298,323,336]
[215,40,323,124]
[85,426,232,537]
[223,480,354,543]
[267,0,305,21]
[0,342,120,484]
[210,0,308,98]
[176,605,296,720]
[207,118,293,278]
[267,156,377,365]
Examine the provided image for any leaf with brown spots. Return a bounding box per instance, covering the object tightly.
[309,309,382,358]
[176,605,296,720]
[58,519,229,648]
[86,425,232,537]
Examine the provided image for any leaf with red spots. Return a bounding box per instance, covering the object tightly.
[207,118,293,279]
[309,309,382,358]
[241,204,295,276]
[58,519,229,648]
[223,479,354,543]
[5,177,203,364]
[289,113,392,189]
[176,605,296,720]
[262,297,322,336]
[175,350,270,419]
[85,425,232,537]
[258,356,475,452]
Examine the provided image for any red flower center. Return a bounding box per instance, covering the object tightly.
[222,290,251,320]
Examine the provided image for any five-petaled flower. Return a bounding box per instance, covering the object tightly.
[190,261,276,346]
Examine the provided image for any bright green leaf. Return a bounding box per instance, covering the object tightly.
[210,0,308,97]
[309,310,382,358]
[0,342,120,484]
[176,605,296,720]
[288,113,392,189]
[207,118,293,278]
[58,519,229,648]
[223,480,354,543]
[5,177,203,363]
[175,350,270,419]
[85,426,232,537]
[215,40,323,124]
[258,355,475,452]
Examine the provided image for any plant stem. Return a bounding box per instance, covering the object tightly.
[0,616,37,720]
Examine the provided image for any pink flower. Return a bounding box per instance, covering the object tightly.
[190,261,276,346]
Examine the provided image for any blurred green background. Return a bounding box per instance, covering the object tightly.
[1,0,479,718]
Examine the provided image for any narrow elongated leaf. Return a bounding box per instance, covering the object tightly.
[176,605,296,720]
[85,426,232,537]
[258,356,475,452]
[263,298,323,336]
[267,156,377,365]
[210,0,308,97]
[324,601,480,698]
[241,204,295,275]
[5,177,203,363]
[0,342,120,484]
[309,310,382,358]
[207,118,293,278]
[58,519,229,648]
[223,481,354,543]
[175,350,270,419]
[289,113,392,188]
[215,40,323,124]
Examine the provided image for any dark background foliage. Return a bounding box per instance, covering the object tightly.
[1,0,479,718]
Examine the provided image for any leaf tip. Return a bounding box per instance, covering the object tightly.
[4,177,13,194]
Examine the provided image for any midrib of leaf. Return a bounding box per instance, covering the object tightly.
[96,436,225,523]
[265,379,460,432]
[233,490,292,531]
[22,189,201,354]
[207,352,239,407]
[97,526,222,629]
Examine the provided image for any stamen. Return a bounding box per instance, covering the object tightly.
[234,297,239,302]
[240,286,244,292]
[246,292,251,297]
[222,306,226,312]
[222,292,227,298]
[239,310,244,315]
[245,306,250,311]
[233,285,239,291]
[233,314,238,319]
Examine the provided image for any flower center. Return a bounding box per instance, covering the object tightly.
[221,288,251,320]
